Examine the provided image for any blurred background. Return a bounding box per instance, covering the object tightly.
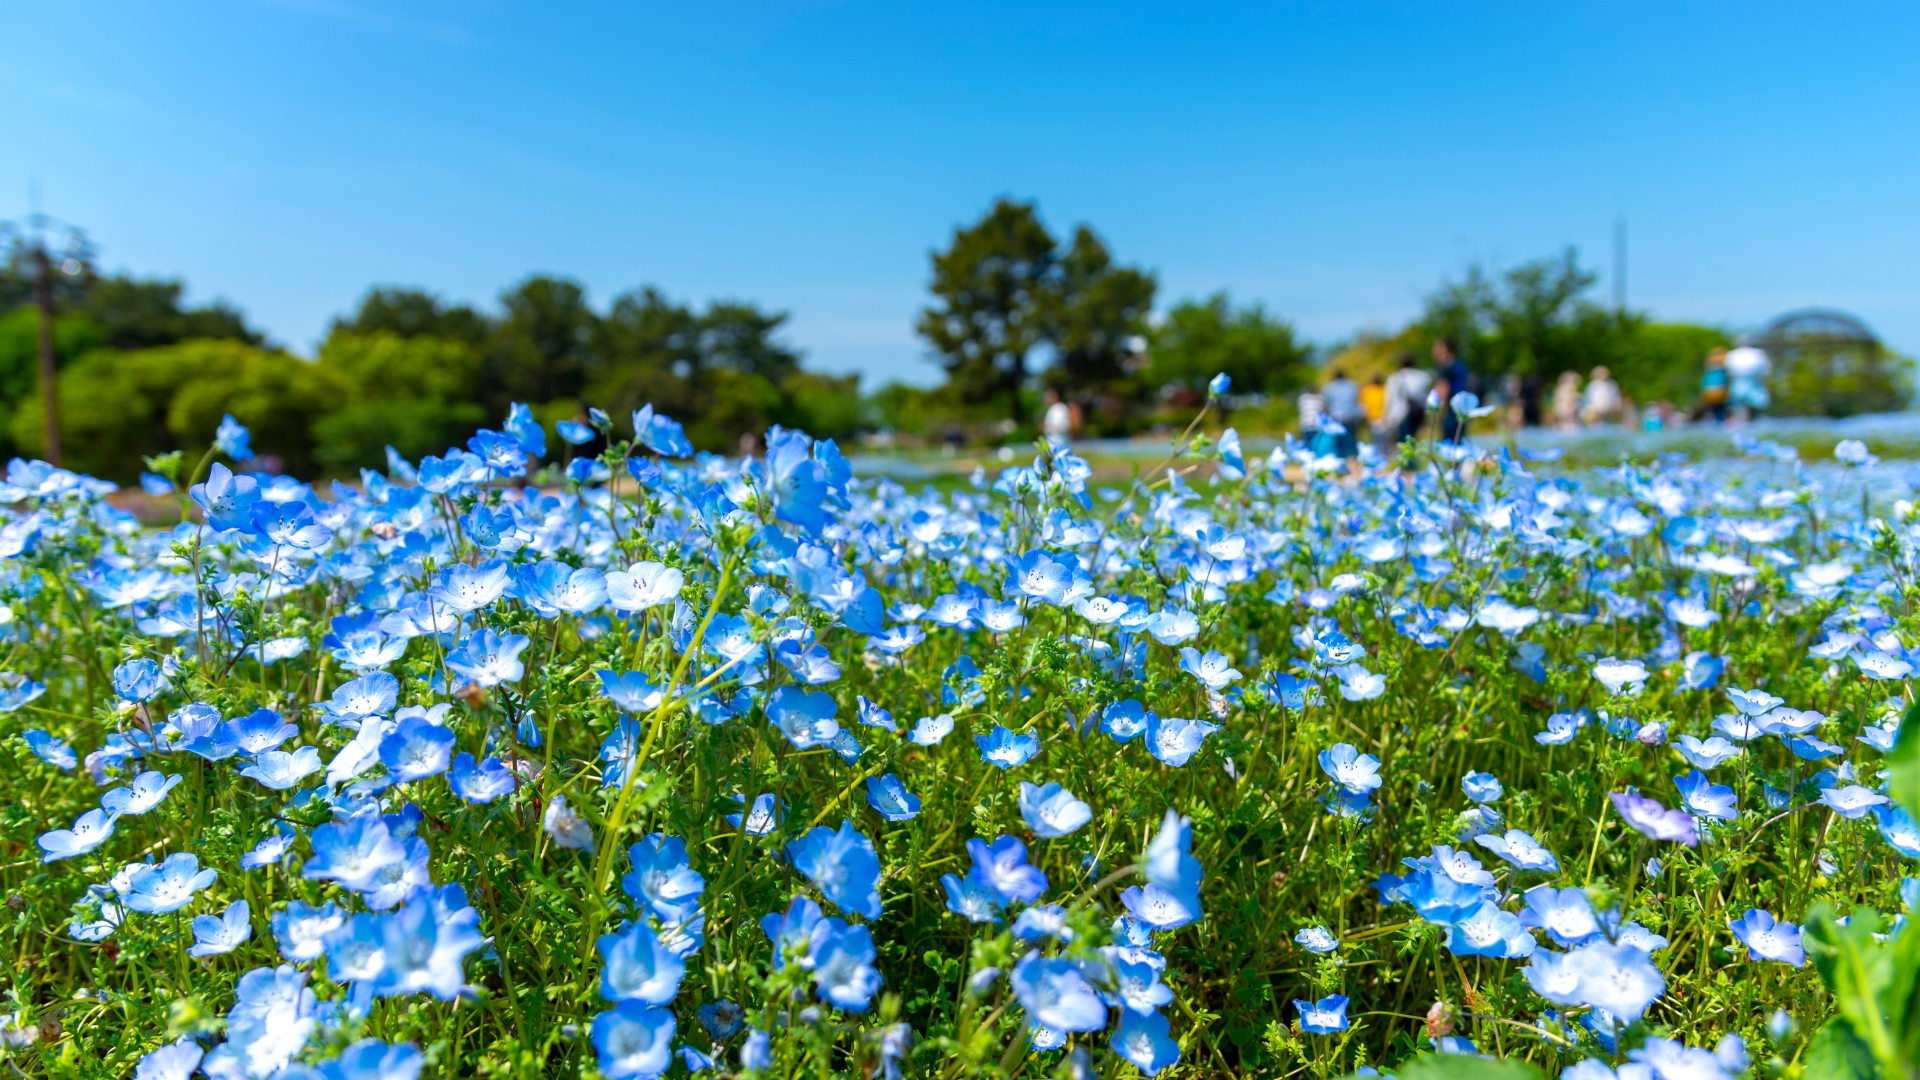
[3,1,1917,480]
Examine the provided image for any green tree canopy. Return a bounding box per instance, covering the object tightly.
[1044,225,1158,411]
[329,286,491,345]
[917,200,1061,425]
[1146,292,1313,400]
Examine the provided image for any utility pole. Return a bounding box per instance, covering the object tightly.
[1613,216,1627,313]
[29,236,61,467]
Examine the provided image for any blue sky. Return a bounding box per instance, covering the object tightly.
[6,1,1917,386]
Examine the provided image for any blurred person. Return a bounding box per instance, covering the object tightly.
[1382,351,1432,446]
[1519,372,1543,428]
[1361,374,1387,434]
[1551,371,1583,431]
[1725,344,1771,422]
[1433,339,1471,443]
[1691,348,1729,423]
[1581,366,1621,426]
[1042,388,1073,443]
[1322,369,1364,459]
[1297,384,1328,454]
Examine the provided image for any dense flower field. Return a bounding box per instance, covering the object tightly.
[3,390,1918,1080]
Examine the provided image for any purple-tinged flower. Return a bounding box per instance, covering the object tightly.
[1610,790,1699,847]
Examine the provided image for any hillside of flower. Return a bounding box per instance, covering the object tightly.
[3,388,1919,1080]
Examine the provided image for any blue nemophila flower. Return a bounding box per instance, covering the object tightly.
[112,657,168,703]
[1591,657,1649,696]
[1727,687,1785,716]
[1332,663,1385,700]
[188,899,253,958]
[1145,608,1200,645]
[545,794,596,853]
[445,629,530,687]
[1519,886,1601,947]
[1018,781,1092,838]
[855,695,895,733]
[1559,940,1666,1022]
[190,463,259,530]
[518,561,608,617]
[1101,699,1153,742]
[1819,784,1888,820]
[811,919,884,1013]
[101,770,183,816]
[977,725,1040,769]
[469,429,530,478]
[591,1000,676,1080]
[761,895,827,969]
[1729,909,1805,966]
[431,560,512,614]
[122,852,217,914]
[866,774,921,822]
[787,820,883,918]
[696,999,744,1041]
[1113,1008,1181,1075]
[242,823,298,870]
[1011,953,1107,1033]
[229,708,299,755]
[214,413,254,460]
[910,712,955,745]
[1145,714,1220,768]
[271,900,344,962]
[1447,900,1537,958]
[239,747,322,790]
[968,836,1048,904]
[23,729,73,769]
[1611,790,1699,847]
[623,834,706,926]
[632,404,694,458]
[556,418,595,445]
[597,670,664,713]
[322,672,401,724]
[133,1038,203,1080]
[378,716,455,783]
[598,922,686,1004]
[1761,707,1825,737]
[1177,648,1242,691]
[1295,926,1339,953]
[1473,829,1559,873]
[1787,735,1844,761]
[1143,810,1204,924]
[1675,734,1742,769]
[1006,550,1076,606]
[768,686,840,750]
[1294,994,1350,1034]
[1876,806,1920,858]
[504,401,547,457]
[370,888,486,999]
[941,869,1004,923]
[306,813,407,892]
[38,807,117,862]
[1461,772,1502,804]
[448,753,516,803]
[1013,904,1071,943]
[1674,770,1739,821]
[725,793,780,836]
[1318,743,1383,794]
[0,675,49,715]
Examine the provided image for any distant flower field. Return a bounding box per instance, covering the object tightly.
[3,393,1918,1079]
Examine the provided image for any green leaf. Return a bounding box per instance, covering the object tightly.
[1891,699,1920,821]
[1802,1017,1882,1080]
[1388,1055,1545,1080]
[1806,902,1903,1076]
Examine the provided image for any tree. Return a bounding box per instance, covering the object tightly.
[917,200,1059,425]
[1044,226,1157,418]
[485,276,599,411]
[330,286,490,345]
[1147,293,1312,400]
[1412,248,1733,407]
[310,332,489,470]
[80,277,261,350]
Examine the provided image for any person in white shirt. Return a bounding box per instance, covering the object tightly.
[1041,389,1074,443]
[1381,351,1433,446]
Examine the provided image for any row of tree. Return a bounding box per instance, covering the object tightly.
[0,254,855,481]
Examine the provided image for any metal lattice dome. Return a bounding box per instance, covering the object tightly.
[1744,308,1904,417]
[1748,308,1882,351]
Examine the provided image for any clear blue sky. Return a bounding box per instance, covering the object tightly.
[6,1,1917,386]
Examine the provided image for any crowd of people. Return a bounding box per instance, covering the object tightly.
[1298,340,1774,459]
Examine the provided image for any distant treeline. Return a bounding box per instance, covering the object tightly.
[5,202,1895,483]
[0,269,856,482]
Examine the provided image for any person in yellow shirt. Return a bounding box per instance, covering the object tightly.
[1360,374,1387,441]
